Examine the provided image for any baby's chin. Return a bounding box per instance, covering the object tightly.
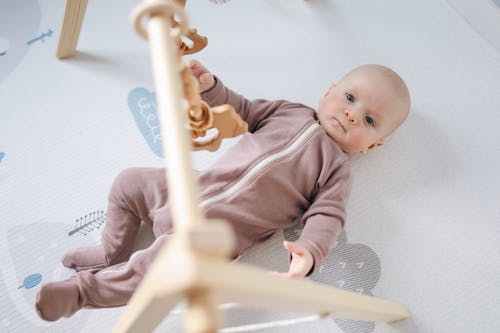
[323,132,350,152]
[333,140,360,153]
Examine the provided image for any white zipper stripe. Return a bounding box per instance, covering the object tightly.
[199,123,319,208]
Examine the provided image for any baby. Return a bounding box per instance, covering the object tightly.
[35,60,410,321]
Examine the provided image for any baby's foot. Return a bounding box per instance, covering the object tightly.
[62,244,108,271]
[35,278,81,321]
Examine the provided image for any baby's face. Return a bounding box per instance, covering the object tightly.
[317,66,409,153]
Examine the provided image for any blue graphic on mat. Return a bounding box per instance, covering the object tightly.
[284,227,380,333]
[0,0,41,83]
[0,152,5,162]
[18,273,42,289]
[26,29,53,46]
[128,87,163,157]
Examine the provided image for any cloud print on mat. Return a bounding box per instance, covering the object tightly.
[127,87,163,157]
[284,227,380,333]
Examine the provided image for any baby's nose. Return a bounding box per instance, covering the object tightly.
[344,110,358,124]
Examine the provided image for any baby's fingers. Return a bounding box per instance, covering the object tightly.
[187,59,208,76]
[200,72,214,84]
[198,73,215,93]
[283,241,304,256]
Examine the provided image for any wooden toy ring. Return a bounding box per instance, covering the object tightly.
[188,101,214,134]
[131,0,188,40]
[178,28,208,55]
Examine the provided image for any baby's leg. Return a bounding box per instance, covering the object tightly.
[63,168,169,271]
[37,235,168,321]
[61,201,141,271]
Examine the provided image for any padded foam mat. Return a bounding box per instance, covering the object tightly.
[1,0,499,332]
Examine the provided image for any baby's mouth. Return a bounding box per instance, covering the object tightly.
[333,117,346,133]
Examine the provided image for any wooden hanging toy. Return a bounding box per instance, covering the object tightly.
[56,1,410,332]
[132,0,249,151]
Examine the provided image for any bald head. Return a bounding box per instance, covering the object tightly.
[341,64,410,137]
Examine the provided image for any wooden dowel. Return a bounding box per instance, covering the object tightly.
[147,11,203,232]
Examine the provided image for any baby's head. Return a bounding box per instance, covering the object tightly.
[317,64,410,153]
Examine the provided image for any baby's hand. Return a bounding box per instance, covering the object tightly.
[186,59,215,93]
[271,241,314,278]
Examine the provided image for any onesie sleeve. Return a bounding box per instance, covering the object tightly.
[294,159,352,275]
[201,76,296,132]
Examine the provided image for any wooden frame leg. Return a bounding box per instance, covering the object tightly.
[56,0,88,59]
[113,231,409,333]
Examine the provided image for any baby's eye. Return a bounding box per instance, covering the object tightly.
[365,115,375,127]
[345,93,355,103]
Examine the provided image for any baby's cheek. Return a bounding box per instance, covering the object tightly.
[346,133,369,152]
